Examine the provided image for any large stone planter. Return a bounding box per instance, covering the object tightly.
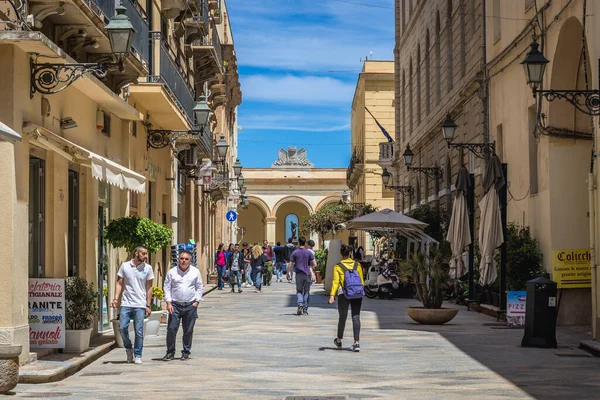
[406,307,458,325]
[0,345,21,394]
[64,329,92,353]
[145,311,164,336]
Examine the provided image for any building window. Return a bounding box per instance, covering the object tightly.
[416,46,421,125]
[130,191,139,215]
[446,0,453,91]
[528,107,538,194]
[132,121,137,137]
[460,0,466,77]
[493,0,501,42]
[102,112,111,137]
[177,167,186,195]
[435,12,441,104]
[401,0,406,29]
[29,157,45,278]
[409,59,413,134]
[525,0,534,10]
[402,70,406,142]
[425,31,431,115]
[68,170,79,277]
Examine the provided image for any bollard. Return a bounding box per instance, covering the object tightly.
[0,344,22,394]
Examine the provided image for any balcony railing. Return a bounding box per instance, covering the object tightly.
[379,142,394,167]
[191,21,223,68]
[346,148,364,188]
[152,42,196,124]
[88,0,150,64]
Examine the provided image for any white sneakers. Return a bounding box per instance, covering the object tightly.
[134,357,143,364]
[126,349,134,363]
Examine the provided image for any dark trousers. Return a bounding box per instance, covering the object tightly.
[296,272,311,311]
[167,302,198,355]
[337,295,362,342]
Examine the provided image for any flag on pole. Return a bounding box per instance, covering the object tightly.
[365,106,394,143]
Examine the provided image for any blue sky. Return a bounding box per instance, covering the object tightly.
[227,0,394,168]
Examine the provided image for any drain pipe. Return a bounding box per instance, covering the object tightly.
[481,0,489,144]
[589,170,597,340]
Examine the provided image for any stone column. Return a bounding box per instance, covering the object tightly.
[0,344,21,393]
[265,216,277,245]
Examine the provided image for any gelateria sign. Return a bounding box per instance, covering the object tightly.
[551,249,591,289]
[28,279,65,348]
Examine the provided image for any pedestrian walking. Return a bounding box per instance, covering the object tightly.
[284,238,296,283]
[329,244,365,352]
[286,237,316,315]
[162,250,203,360]
[243,247,253,287]
[250,244,267,293]
[214,243,227,290]
[111,246,154,365]
[262,240,274,286]
[227,244,244,293]
[273,241,286,282]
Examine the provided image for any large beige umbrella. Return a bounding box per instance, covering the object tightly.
[343,208,428,231]
[478,155,505,286]
[446,166,471,278]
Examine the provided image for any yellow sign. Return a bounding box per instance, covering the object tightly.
[551,249,591,289]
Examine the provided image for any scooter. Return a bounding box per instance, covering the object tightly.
[364,261,400,300]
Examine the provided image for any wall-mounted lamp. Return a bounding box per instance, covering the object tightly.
[60,117,78,129]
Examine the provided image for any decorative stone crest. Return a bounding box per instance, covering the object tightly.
[271,146,314,169]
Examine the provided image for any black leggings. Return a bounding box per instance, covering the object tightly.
[337,295,362,342]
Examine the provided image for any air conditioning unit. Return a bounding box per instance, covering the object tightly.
[182,147,198,167]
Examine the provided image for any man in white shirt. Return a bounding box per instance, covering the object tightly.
[163,250,203,360]
[111,246,154,365]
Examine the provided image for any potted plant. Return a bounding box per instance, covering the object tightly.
[64,277,98,353]
[145,286,164,336]
[314,248,328,283]
[400,252,458,325]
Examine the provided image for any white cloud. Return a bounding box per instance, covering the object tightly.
[241,74,356,104]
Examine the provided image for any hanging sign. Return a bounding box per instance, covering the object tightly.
[551,249,591,289]
[28,278,65,349]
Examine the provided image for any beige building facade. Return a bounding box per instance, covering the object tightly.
[0,0,241,362]
[347,61,395,251]
[237,148,349,248]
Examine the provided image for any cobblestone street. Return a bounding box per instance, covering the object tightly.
[9,283,600,400]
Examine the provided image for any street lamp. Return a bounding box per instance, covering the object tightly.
[239,184,247,195]
[237,174,245,188]
[442,113,495,159]
[232,158,243,177]
[522,38,600,116]
[215,135,229,160]
[146,97,212,150]
[402,145,443,179]
[381,168,414,195]
[341,190,349,203]
[30,2,135,97]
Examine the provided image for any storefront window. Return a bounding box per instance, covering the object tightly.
[98,182,111,331]
[29,157,45,278]
[68,170,79,277]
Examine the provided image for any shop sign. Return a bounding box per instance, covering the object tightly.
[28,279,65,349]
[551,249,591,289]
[506,291,526,327]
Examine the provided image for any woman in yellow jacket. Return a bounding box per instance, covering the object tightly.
[329,244,364,352]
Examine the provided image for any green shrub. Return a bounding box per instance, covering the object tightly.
[104,216,173,255]
[400,251,451,309]
[65,277,98,330]
[315,249,328,278]
[506,223,547,290]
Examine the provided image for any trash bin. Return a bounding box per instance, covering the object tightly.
[521,277,557,348]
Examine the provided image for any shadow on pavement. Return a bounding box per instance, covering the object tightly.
[302,286,599,400]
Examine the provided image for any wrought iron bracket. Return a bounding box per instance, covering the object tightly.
[534,89,600,116]
[30,57,122,98]
[147,129,205,149]
[407,166,443,180]
[447,141,496,159]
[385,185,414,195]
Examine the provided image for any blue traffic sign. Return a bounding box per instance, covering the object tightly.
[226,210,237,222]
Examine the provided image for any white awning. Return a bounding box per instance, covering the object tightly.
[0,121,22,143]
[30,127,146,194]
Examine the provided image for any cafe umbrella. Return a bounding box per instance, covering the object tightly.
[446,164,471,279]
[478,154,506,286]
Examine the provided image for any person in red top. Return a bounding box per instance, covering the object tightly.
[262,240,274,286]
[214,243,227,290]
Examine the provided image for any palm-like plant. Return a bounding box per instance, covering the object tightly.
[400,252,451,309]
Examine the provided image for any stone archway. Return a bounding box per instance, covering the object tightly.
[274,198,312,244]
[237,197,269,245]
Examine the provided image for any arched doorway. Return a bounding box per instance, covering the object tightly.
[237,197,269,245]
[274,198,312,244]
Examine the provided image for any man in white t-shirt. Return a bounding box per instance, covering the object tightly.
[111,246,154,364]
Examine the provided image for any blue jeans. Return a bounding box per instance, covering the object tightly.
[119,306,145,357]
[229,270,242,289]
[245,265,253,285]
[255,271,263,290]
[216,265,227,288]
[276,262,285,279]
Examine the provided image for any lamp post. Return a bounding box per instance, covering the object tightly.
[30,2,135,97]
[441,113,495,159]
[402,145,443,179]
[147,96,212,150]
[233,158,243,177]
[381,167,414,195]
[521,39,600,116]
[215,135,229,160]
[237,174,245,188]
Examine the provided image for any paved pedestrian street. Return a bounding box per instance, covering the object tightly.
[12,283,600,400]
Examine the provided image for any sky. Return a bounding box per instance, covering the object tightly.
[226,0,395,169]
